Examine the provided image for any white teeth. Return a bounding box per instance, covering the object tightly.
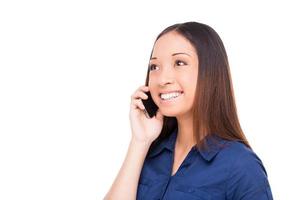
[160,92,182,100]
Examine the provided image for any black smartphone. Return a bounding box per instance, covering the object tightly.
[141,91,158,118]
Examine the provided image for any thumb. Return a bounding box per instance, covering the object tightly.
[155,109,163,121]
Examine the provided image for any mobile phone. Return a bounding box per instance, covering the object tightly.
[141,91,158,118]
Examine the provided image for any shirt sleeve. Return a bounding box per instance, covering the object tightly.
[225,148,273,200]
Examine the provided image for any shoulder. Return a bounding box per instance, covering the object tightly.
[219,140,268,179]
[221,140,267,174]
[220,140,273,199]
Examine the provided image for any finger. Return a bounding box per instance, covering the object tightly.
[131,99,145,110]
[155,109,163,121]
[137,91,148,99]
[131,91,149,100]
[138,85,149,92]
[139,100,146,110]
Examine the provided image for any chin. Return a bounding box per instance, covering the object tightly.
[160,105,193,118]
[159,108,183,117]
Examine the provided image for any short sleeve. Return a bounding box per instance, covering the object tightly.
[225,147,273,200]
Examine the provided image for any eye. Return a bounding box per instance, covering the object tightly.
[149,64,158,71]
[149,60,187,71]
[175,60,187,66]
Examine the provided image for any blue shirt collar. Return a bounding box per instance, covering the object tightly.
[147,127,228,162]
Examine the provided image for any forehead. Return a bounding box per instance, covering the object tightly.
[152,31,197,57]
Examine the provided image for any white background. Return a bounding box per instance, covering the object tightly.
[0,0,299,199]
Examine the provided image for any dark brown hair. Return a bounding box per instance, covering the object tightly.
[145,21,251,152]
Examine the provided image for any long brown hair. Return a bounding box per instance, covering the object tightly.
[145,21,251,153]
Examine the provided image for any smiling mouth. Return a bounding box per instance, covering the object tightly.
[159,91,184,101]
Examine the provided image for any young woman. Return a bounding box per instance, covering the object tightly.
[104,21,273,200]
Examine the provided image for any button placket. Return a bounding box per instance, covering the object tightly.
[174,148,196,177]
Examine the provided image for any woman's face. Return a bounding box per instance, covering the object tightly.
[148,31,199,117]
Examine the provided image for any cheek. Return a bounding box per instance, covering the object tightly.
[148,76,156,86]
[182,72,198,96]
[190,68,198,86]
[148,87,160,104]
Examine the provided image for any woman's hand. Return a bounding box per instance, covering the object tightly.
[129,85,164,144]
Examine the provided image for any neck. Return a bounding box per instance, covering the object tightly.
[176,113,196,150]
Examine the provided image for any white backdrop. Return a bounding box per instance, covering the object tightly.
[0,0,299,199]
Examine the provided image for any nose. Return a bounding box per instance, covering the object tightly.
[157,66,175,87]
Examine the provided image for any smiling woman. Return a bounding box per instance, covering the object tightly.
[104,21,273,200]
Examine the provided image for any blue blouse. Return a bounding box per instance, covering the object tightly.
[137,127,273,200]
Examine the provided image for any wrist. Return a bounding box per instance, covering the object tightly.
[130,137,152,149]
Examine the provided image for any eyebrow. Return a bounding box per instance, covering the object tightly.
[150,52,191,60]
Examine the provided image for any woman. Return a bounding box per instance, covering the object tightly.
[104,21,273,200]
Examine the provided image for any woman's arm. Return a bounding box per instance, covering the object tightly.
[103,137,152,200]
[104,84,163,199]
